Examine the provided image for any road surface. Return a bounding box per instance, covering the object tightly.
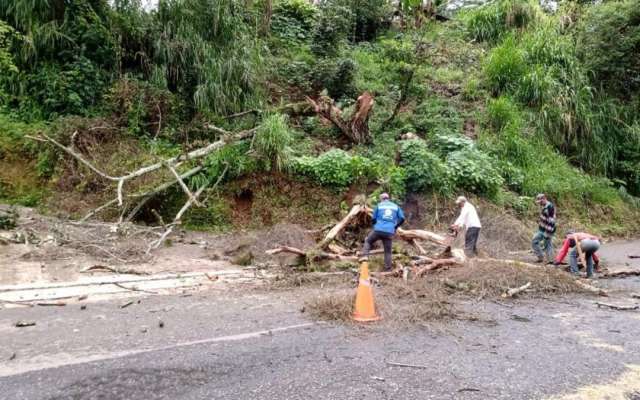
[2,277,640,400]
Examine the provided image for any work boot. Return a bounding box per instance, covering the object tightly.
[535,257,544,263]
[358,256,369,263]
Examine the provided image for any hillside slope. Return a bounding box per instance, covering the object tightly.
[0,0,638,239]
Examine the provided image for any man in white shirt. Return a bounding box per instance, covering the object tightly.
[451,196,482,257]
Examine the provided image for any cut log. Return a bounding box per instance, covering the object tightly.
[415,258,462,277]
[472,258,543,269]
[328,243,350,255]
[318,205,363,249]
[266,246,307,257]
[411,239,427,255]
[601,269,640,278]
[595,302,639,311]
[574,280,608,297]
[360,206,448,247]
[266,246,357,262]
[396,228,447,246]
[502,282,532,298]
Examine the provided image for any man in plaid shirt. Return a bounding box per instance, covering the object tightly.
[532,193,556,263]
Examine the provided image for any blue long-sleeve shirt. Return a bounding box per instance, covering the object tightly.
[372,200,405,234]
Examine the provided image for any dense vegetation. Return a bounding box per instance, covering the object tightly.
[0,0,638,234]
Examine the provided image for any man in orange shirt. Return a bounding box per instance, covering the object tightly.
[554,231,601,278]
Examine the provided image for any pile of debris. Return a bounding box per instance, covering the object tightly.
[265,203,467,276]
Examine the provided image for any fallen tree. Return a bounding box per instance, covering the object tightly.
[306,92,374,144]
[268,203,461,274]
[28,125,257,252]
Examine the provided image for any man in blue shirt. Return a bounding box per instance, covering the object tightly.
[360,193,405,271]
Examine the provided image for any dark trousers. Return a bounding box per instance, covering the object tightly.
[362,230,394,271]
[464,227,481,257]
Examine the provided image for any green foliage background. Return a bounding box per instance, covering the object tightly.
[0,0,638,234]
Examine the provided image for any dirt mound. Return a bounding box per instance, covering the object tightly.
[213,223,317,265]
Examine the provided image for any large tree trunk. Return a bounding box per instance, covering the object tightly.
[306,92,375,144]
[350,92,374,144]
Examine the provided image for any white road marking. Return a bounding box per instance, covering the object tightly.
[0,322,316,377]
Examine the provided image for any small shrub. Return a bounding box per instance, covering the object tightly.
[184,197,232,231]
[0,207,18,230]
[461,77,483,101]
[313,58,357,99]
[200,142,258,186]
[271,0,318,43]
[311,3,353,57]
[378,37,415,64]
[399,139,451,194]
[293,149,380,189]
[446,148,504,197]
[429,133,474,156]
[412,97,463,135]
[381,165,407,200]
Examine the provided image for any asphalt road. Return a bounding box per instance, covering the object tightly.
[2,279,640,400]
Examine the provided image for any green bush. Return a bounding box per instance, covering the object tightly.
[0,21,17,77]
[0,207,18,230]
[313,58,357,99]
[6,57,109,119]
[311,3,353,57]
[271,0,318,43]
[446,148,504,197]
[293,149,380,189]
[429,133,474,156]
[399,139,451,194]
[382,165,407,200]
[378,37,415,64]
[105,78,180,138]
[198,142,258,189]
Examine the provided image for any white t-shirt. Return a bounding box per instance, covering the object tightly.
[454,202,481,229]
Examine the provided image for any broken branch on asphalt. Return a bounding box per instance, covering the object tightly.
[81,265,149,275]
[503,282,532,298]
[595,302,639,311]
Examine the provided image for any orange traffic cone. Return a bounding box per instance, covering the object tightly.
[352,260,381,322]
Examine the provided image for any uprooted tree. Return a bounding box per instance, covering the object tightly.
[306,91,375,144]
[28,124,256,252]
